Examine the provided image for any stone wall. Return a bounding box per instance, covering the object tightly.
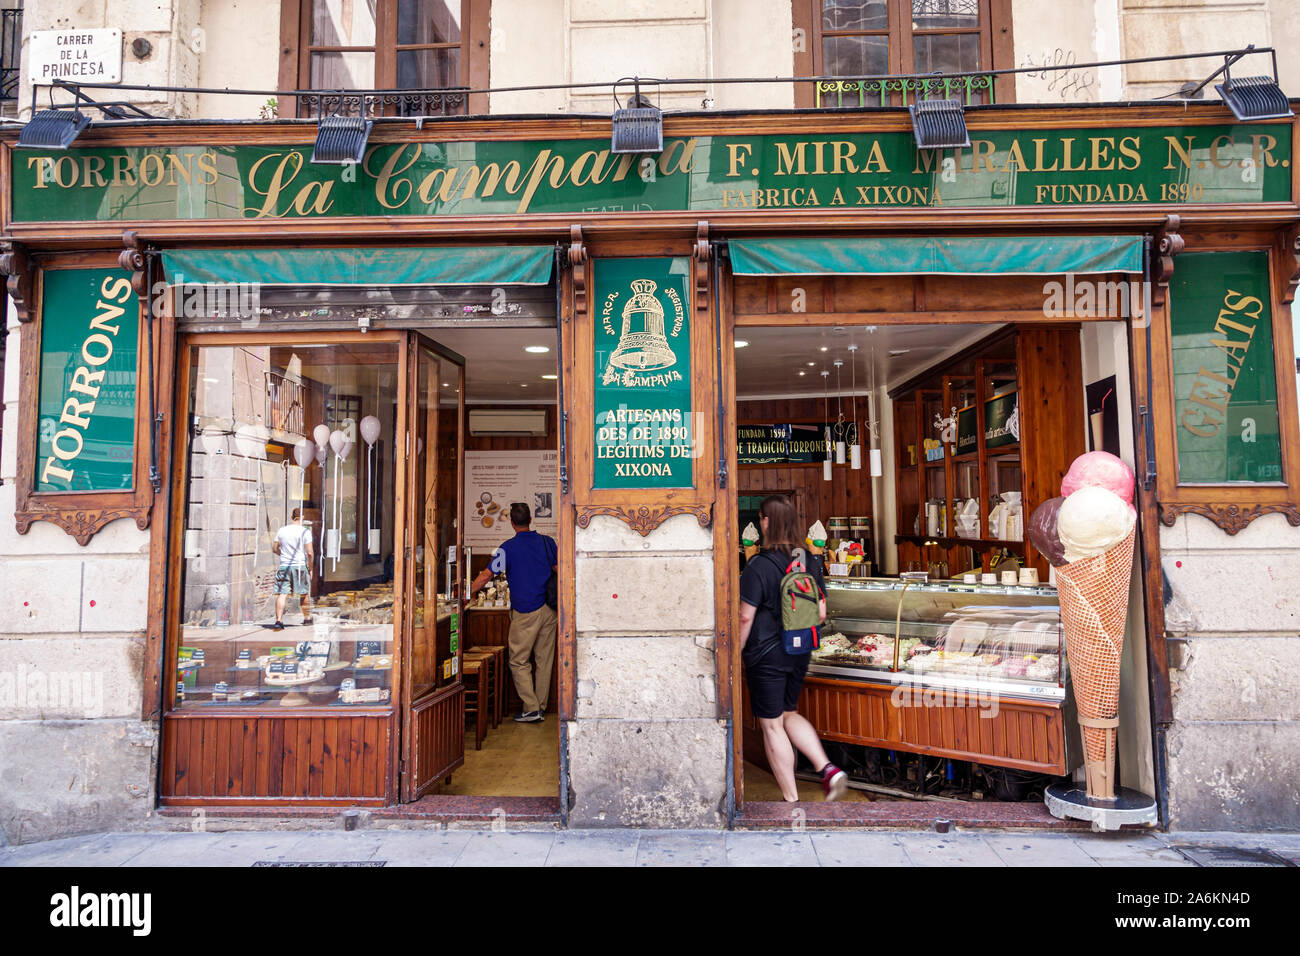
[1161,513,1300,830]
[566,514,726,827]
[0,298,157,844]
[489,0,794,115]
[18,0,201,119]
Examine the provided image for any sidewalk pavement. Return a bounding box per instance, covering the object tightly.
[3,827,1298,867]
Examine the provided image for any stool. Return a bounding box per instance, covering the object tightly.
[464,648,498,730]
[478,645,507,726]
[462,657,487,750]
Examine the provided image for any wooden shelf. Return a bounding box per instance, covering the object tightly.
[986,443,1020,456]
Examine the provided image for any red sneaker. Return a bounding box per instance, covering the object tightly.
[821,763,848,802]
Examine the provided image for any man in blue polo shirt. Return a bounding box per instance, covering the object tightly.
[470,502,557,723]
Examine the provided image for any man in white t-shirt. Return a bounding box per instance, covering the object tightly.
[271,508,314,631]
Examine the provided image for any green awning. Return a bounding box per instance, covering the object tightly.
[160,245,555,286]
[729,236,1144,277]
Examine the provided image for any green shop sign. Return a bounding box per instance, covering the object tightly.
[1170,250,1283,484]
[593,257,693,490]
[985,390,1020,449]
[36,268,138,492]
[11,123,1291,222]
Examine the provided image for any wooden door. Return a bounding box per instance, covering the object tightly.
[400,333,467,801]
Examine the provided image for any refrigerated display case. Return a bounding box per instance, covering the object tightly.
[812,578,1066,701]
[796,577,1071,775]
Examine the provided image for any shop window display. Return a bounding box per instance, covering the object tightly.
[174,342,400,710]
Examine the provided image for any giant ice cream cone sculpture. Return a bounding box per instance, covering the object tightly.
[1028,452,1139,802]
[1053,525,1135,800]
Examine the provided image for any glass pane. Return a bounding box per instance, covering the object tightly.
[398,0,462,44]
[174,342,399,711]
[822,34,888,77]
[397,47,461,89]
[822,0,888,31]
[311,51,375,89]
[913,32,981,74]
[35,268,138,492]
[912,0,980,30]
[311,0,378,45]
[1171,250,1283,483]
[410,347,460,698]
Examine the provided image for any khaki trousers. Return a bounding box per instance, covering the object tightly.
[507,604,557,713]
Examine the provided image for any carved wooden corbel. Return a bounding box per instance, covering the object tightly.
[1159,502,1300,535]
[0,241,34,323]
[576,503,713,536]
[692,221,711,309]
[568,224,587,316]
[1150,213,1183,308]
[1281,224,1300,306]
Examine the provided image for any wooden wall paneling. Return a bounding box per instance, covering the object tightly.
[1016,325,1085,579]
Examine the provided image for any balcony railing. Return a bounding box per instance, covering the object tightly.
[297,88,469,119]
[1,7,21,103]
[815,72,998,109]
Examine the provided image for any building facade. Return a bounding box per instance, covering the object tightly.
[1,0,1298,842]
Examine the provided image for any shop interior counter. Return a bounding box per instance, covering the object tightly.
[793,576,1071,775]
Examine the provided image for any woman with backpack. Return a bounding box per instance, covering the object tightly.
[739,494,848,802]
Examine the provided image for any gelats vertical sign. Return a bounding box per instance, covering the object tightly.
[36,268,138,492]
[1170,250,1282,483]
[593,257,693,489]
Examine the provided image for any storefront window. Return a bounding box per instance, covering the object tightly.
[174,342,399,710]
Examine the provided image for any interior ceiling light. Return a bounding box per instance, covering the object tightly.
[734,339,749,348]
[819,346,828,352]
[909,97,970,150]
[311,114,372,165]
[525,345,550,353]
[541,374,557,380]
[17,108,91,149]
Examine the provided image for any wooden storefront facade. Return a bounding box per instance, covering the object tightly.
[4,100,1299,820]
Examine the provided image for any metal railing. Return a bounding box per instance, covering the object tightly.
[297,88,469,119]
[815,72,997,108]
[1,7,21,103]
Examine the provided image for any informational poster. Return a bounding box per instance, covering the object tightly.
[593,256,694,489]
[464,450,559,548]
[1170,250,1282,483]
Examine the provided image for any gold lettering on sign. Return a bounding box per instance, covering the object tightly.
[1180,288,1265,440]
[40,276,134,486]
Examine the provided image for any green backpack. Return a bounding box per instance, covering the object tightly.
[763,552,825,654]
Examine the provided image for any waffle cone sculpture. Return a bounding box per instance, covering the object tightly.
[1053,525,1136,800]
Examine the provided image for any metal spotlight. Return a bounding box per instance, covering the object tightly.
[311,114,373,165]
[1215,73,1292,122]
[611,78,663,155]
[908,97,970,150]
[16,109,91,150]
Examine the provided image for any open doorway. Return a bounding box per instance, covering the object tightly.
[731,317,1154,811]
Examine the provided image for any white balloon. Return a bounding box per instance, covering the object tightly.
[313,424,331,448]
[293,438,315,470]
[315,443,327,466]
[336,439,354,462]
[359,415,381,446]
[329,429,347,457]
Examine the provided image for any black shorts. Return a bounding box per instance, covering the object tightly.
[744,649,810,720]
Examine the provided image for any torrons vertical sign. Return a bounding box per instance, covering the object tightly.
[593,257,694,489]
[36,268,139,492]
[1170,250,1283,483]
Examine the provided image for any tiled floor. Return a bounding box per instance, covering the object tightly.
[7,828,1297,867]
[440,713,560,797]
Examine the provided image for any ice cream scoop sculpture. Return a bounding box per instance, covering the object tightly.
[742,521,760,561]
[805,520,827,555]
[1050,451,1137,801]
